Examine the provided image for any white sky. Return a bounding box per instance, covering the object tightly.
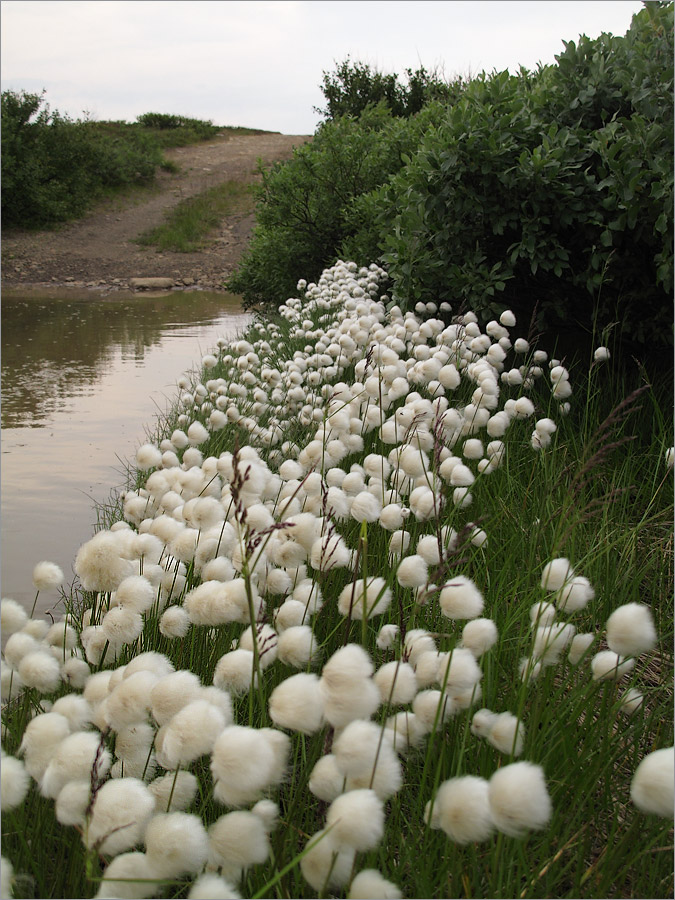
[1,0,644,134]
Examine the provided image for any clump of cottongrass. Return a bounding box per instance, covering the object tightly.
[1,754,31,810]
[373,660,417,705]
[17,650,62,694]
[425,775,494,844]
[332,719,402,800]
[42,731,112,799]
[308,753,345,802]
[439,576,484,619]
[326,789,385,851]
[532,622,576,666]
[277,625,321,668]
[348,869,403,899]
[188,874,241,899]
[1,598,28,634]
[568,632,595,665]
[269,672,325,733]
[488,761,552,837]
[630,747,674,817]
[338,577,392,619]
[50,694,92,731]
[461,618,498,657]
[300,829,356,893]
[605,603,657,658]
[555,575,594,613]
[159,605,191,639]
[86,777,156,856]
[619,687,645,717]
[148,770,199,812]
[486,712,525,756]
[155,699,228,769]
[150,670,203,726]
[210,725,289,807]
[94,852,160,900]
[144,812,209,877]
[540,558,574,592]
[208,809,271,881]
[32,560,64,591]
[213,649,258,696]
[591,650,635,681]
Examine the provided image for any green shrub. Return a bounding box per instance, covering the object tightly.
[357,3,673,351]
[316,57,462,120]
[227,103,439,308]
[1,91,165,228]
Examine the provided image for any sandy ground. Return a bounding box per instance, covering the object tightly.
[1,131,311,295]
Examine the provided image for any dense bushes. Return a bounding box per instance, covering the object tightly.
[1,94,225,229]
[371,1,673,349]
[227,103,440,308]
[316,58,462,120]
[230,2,673,353]
[1,91,165,228]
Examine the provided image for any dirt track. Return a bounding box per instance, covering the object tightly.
[1,132,311,294]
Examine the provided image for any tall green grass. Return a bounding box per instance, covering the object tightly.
[135,181,255,252]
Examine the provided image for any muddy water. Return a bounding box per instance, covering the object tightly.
[1,289,249,617]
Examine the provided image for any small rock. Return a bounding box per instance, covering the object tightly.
[65,276,74,281]
[129,276,174,290]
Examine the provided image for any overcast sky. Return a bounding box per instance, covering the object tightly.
[2,1,644,134]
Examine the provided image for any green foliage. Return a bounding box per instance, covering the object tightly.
[1,91,165,228]
[362,2,673,350]
[0,93,260,229]
[316,57,462,120]
[227,104,439,308]
[135,180,254,252]
[231,3,673,354]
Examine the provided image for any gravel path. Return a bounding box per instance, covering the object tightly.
[1,132,311,294]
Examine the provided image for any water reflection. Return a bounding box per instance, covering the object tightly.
[1,290,249,614]
[2,291,246,429]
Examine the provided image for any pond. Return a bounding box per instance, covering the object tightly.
[1,289,249,617]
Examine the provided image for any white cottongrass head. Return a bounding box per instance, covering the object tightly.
[208,810,270,880]
[144,812,209,877]
[188,874,241,899]
[486,712,525,756]
[425,775,494,844]
[17,650,61,694]
[605,603,657,658]
[148,770,199,813]
[269,672,325,733]
[1,755,30,810]
[461,618,498,657]
[1,598,28,634]
[300,829,355,893]
[338,577,392,620]
[630,747,674,817]
[439,576,484,620]
[591,650,635,681]
[348,869,402,900]
[374,661,417,705]
[86,778,156,856]
[396,554,428,588]
[488,761,552,837]
[325,789,384,851]
[555,576,595,613]
[32,561,64,590]
[540,558,574,591]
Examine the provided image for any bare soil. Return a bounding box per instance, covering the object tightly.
[1,132,311,295]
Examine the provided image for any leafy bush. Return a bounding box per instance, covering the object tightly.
[356,2,673,350]
[136,111,221,142]
[1,91,164,228]
[317,57,462,120]
[227,103,440,308]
